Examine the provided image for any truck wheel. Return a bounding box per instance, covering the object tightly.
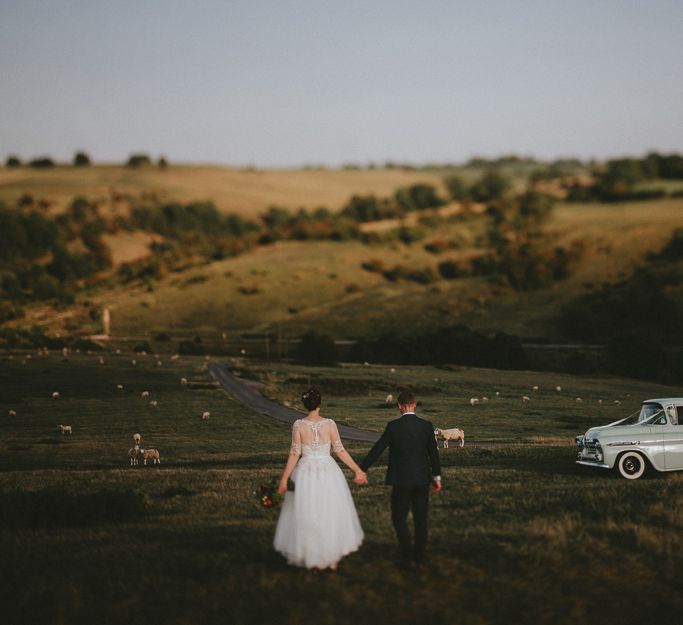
[617,451,646,480]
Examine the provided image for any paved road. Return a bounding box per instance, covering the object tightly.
[209,363,381,443]
[209,362,514,447]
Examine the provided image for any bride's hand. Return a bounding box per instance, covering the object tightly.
[353,471,367,485]
[277,478,288,495]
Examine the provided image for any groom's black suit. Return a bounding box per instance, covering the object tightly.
[360,412,441,565]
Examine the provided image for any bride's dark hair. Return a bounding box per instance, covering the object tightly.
[301,387,321,411]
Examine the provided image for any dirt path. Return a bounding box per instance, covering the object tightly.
[209,362,510,447]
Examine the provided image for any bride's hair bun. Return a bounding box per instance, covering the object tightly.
[301,387,321,411]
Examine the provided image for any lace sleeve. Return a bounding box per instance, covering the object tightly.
[330,420,345,454]
[290,420,302,457]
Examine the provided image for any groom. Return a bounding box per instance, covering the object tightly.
[358,390,442,569]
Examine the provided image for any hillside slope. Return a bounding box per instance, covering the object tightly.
[0,165,445,218]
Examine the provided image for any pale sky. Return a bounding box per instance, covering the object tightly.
[1,0,682,166]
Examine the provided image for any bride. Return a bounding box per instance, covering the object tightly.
[274,388,366,570]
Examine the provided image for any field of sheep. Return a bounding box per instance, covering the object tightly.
[2,349,683,625]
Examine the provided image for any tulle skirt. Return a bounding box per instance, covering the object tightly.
[273,454,364,569]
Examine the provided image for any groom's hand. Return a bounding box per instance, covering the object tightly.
[432,479,442,493]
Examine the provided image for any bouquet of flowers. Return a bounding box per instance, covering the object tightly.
[253,478,294,508]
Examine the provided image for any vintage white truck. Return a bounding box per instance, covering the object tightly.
[576,398,683,479]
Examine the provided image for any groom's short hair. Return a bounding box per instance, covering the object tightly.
[397,390,416,407]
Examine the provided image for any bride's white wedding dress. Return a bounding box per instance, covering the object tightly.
[274,418,364,569]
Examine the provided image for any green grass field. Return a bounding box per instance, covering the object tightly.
[2,351,683,625]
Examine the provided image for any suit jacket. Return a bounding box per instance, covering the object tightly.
[360,412,441,486]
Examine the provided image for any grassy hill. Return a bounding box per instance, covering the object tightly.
[30,196,679,342]
[0,164,447,218]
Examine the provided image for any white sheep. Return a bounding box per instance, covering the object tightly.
[390,368,396,373]
[59,425,72,434]
[52,391,60,398]
[556,386,562,392]
[598,399,603,405]
[171,354,179,360]
[98,357,104,364]
[141,391,150,398]
[532,385,539,391]
[363,361,370,366]
[470,397,479,405]
[156,361,162,367]
[495,391,500,397]
[129,445,139,466]
[141,448,160,465]
[180,377,188,386]
[149,400,158,408]
[614,400,621,405]
[8,410,17,417]
[202,411,210,420]
[481,397,489,403]
[116,384,124,391]
[576,397,583,403]
[434,427,465,449]
[385,394,393,403]
[131,359,137,365]
[522,396,531,402]
[133,433,141,445]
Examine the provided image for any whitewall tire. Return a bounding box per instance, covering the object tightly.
[617,451,647,480]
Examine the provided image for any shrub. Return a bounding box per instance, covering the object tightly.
[438,260,465,279]
[394,184,446,212]
[178,340,205,355]
[133,341,152,354]
[153,332,171,341]
[72,338,105,352]
[469,171,511,202]
[5,155,21,167]
[361,259,385,273]
[444,175,469,201]
[295,331,338,366]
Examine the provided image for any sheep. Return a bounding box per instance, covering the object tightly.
[614,400,621,405]
[131,359,137,365]
[149,400,158,408]
[598,399,603,405]
[133,433,141,445]
[156,361,162,366]
[556,386,562,392]
[140,448,160,465]
[576,397,583,403]
[141,391,150,398]
[495,391,500,397]
[390,368,396,373]
[8,410,17,417]
[52,391,60,398]
[171,354,179,360]
[470,397,480,406]
[363,361,370,366]
[481,396,489,403]
[434,427,465,449]
[180,377,188,386]
[116,384,124,391]
[59,425,72,434]
[129,445,139,466]
[532,385,539,391]
[385,394,393,403]
[522,396,531,402]
[98,357,105,365]
[201,411,210,420]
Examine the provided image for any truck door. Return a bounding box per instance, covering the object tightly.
[663,404,683,470]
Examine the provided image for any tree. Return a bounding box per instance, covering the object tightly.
[158,156,168,169]
[126,153,152,167]
[444,174,469,201]
[296,331,338,366]
[73,151,91,166]
[469,171,511,202]
[5,155,21,167]
[28,157,55,168]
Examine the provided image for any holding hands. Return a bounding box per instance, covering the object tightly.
[354,470,368,485]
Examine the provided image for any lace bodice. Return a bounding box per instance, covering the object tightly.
[290,418,345,458]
